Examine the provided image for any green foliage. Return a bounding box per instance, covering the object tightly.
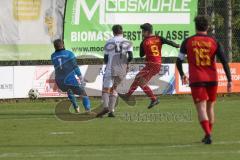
[232,15,240,29]
[201,0,240,62]
[213,13,224,29]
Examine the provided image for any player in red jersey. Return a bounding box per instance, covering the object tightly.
[176,16,232,144]
[120,23,179,109]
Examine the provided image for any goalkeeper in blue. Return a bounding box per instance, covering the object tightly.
[51,39,91,113]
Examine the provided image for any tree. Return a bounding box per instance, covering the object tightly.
[225,0,233,62]
[200,0,240,62]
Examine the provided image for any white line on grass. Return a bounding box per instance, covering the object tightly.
[49,132,74,135]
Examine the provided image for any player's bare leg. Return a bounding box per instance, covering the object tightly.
[207,101,215,132]
[195,100,212,144]
[195,101,208,121]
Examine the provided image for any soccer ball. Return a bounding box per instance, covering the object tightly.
[28,89,40,100]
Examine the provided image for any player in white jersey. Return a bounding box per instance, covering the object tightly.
[97,25,133,118]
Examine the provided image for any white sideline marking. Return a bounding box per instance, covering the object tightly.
[49,132,74,135]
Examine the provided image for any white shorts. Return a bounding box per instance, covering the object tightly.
[103,74,125,88]
[103,74,113,88]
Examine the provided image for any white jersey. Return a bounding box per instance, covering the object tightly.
[104,35,133,76]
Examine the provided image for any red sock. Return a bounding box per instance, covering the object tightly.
[127,80,139,96]
[209,123,213,132]
[200,120,211,136]
[141,85,156,101]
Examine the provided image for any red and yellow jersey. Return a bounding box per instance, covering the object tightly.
[180,34,219,84]
[140,36,163,64]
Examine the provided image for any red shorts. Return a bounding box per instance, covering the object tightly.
[135,63,161,85]
[190,86,218,103]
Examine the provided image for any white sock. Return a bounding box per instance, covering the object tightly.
[102,92,110,108]
[108,94,118,113]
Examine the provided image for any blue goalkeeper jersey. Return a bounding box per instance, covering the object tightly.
[51,49,81,86]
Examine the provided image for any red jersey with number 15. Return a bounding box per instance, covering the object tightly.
[140,36,163,64]
[181,34,218,84]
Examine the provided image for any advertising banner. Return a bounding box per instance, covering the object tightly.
[29,64,176,97]
[217,63,240,93]
[0,67,14,99]
[0,0,197,60]
[14,66,38,98]
[175,63,240,94]
[1,63,240,99]
[0,64,176,99]
[64,0,198,58]
[0,0,65,60]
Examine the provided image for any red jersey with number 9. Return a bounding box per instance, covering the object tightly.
[182,35,218,84]
[141,36,162,64]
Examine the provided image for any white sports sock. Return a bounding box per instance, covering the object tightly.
[102,92,110,108]
[108,94,118,113]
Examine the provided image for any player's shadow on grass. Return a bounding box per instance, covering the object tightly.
[55,100,102,121]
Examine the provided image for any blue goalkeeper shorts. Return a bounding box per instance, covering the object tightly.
[55,79,85,95]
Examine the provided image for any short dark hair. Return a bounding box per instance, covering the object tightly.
[194,16,209,31]
[53,39,64,50]
[140,23,153,33]
[112,25,123,35]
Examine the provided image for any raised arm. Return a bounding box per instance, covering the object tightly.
[161,37,180,48]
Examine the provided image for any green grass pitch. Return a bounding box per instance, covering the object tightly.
[0,95,239,160]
